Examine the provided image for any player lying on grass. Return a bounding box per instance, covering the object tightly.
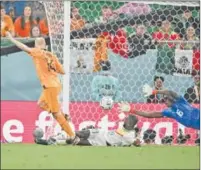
[6,31,79,144]
[33,115,141,147]
[118,84,200,130]
[34,128,69,145]
[67,115,141,147]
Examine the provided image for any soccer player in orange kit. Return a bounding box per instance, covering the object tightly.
[1,5,15,37]
[6,31,80,144]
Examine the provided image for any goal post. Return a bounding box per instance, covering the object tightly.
[63,0,71,114]
[42,0,200,145]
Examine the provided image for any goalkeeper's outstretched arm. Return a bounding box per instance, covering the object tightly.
[133,110,162,118]
[5,31,32,53]
[118,103,163,118]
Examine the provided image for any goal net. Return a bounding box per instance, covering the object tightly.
[42,0,200,145]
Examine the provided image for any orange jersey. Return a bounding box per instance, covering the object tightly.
[1,15,14,37]
[70,18,85,31]
[14,16,36,37]
[29,48,65,88]
[39,19,49,36]
[93,35,108,72]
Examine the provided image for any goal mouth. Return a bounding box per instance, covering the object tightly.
[42,0,200,145]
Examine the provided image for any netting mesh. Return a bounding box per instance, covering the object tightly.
[42,1,64,61]
[42,0,200,145]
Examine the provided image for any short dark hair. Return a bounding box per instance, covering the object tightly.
[123,115,138,131]
[154,76,164,82]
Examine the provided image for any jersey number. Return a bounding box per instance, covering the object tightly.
[101,84,114,90]
[176,109,183,117]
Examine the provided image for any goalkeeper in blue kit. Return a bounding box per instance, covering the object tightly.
[119,84,200,130]
[91,60,121,102]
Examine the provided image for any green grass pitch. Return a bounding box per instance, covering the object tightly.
[1,144,199,169]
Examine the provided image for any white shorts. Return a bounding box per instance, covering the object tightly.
[87,129,107,146]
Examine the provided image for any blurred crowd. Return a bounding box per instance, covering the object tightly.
[1,2,200,39]
[1,3,48,38]
[71,5,200,37]
[70,4,200,75]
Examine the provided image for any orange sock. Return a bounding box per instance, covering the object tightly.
[53,113,75,138]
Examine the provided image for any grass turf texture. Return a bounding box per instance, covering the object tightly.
[1,144,199,169]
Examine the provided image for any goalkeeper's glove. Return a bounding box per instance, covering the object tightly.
[118,102,135,113]
[142,84,157,97]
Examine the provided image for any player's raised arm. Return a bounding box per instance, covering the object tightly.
[6,31,32,53]
[118,103,163,118]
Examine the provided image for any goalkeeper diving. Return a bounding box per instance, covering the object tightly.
[119,84,200,130]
